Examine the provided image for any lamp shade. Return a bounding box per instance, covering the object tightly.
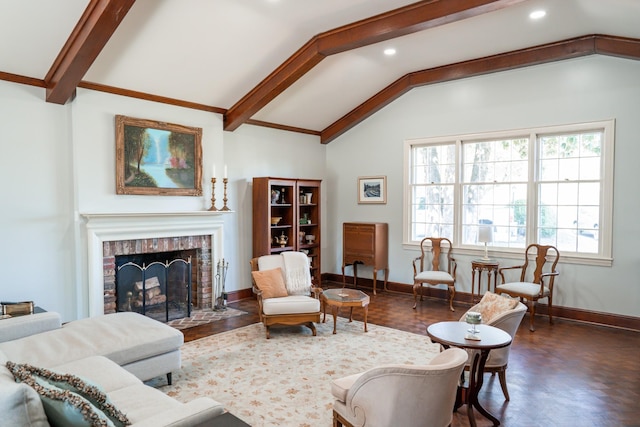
[478,225,493,243]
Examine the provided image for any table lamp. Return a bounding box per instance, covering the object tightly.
[478,225,493,261]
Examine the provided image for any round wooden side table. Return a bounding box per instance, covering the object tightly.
[427,321,511,427]
[471,259,499,302]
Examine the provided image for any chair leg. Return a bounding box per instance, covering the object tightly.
[448,285,455,312]
[548,295,554,325]
[412,283,420,309]
[265,325,271,339]
[497,368,510,401]
[333,410,352,427]
[528,301,537,332]
[306,322,317,336]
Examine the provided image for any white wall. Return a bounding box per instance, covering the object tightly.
[326,55,640,318]
[1,54,638,322]
[0,81,77,318]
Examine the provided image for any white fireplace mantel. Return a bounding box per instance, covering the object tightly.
[81,211,227,316]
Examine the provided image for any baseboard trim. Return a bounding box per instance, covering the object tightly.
[225,287,254,303]
[322,273,640,332]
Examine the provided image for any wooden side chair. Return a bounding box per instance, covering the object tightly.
[495,243,560,331]
[412,237,457,311]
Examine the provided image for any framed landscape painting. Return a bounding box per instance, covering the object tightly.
[115,115,203,196]
[358,176,387,204]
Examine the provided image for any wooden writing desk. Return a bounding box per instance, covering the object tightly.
[342,222,388,295]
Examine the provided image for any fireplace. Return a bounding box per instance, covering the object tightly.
[82,212,225,317]
[103,237,211,316]
[115,250,194,322]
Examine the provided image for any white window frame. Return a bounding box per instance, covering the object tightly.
[403,120,614,266]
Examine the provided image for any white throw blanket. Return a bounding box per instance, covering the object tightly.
[282,251,312,295]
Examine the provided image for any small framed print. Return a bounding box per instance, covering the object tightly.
[358,176,387,204]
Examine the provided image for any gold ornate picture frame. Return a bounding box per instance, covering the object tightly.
[358,176,387,204]
[115,115,203,196]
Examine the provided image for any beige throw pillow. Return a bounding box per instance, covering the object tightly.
[252,268,288,299]
[475,292,518,324]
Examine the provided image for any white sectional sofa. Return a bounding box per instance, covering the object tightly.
[0,311,226,427]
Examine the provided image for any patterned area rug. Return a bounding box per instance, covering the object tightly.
[167,307,247,330]
[152,319,441,426]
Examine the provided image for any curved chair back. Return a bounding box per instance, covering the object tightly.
[516,244,560,288]
[415,237,455,276]
[332,347,467,427]
[460,300,526,366]
[497,243,560,331]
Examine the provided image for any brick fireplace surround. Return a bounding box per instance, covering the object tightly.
[82,212,225,317]
[102,235,212,314]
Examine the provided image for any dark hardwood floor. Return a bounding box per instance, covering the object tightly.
[182,283,640,427]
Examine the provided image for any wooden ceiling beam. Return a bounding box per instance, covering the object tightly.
[317,0,525,55]
[224,39,324,132]
[45,0,136,105]
[224,0,526,132]
[594,34,640,60]
[321,35,639,144]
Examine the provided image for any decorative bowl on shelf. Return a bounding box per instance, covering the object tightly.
[271,217,282,226]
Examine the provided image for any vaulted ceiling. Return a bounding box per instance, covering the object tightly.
[1,0,639,143]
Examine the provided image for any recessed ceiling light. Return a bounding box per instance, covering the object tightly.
[384,48,396,56]
[529,10,546,20]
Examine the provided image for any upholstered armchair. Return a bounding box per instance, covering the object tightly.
[459,292,527,401]
[331,347,468,427]
[250,252,322,339]
[412,237,457,311]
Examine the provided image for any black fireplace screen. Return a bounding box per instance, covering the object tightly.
[116,254,192,322]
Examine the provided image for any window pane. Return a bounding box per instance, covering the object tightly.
[413,145,455,184]
[578,182,600,205]
[411,184,454,240]
[461,138,527,248]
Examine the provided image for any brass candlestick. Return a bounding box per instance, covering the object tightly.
[208,178,218,211]
[221,178,231,211]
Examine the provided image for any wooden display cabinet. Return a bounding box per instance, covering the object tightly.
[252,177,322,285]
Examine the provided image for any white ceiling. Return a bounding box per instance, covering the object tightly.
[2,0,639,137]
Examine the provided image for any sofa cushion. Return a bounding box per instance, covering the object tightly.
[475,292,518,324]
[0,312,183,370]
[53,356,141,394]
[262,295,320,316]
[252,268,289,299]
[107,383,182,423]
[6,361,130,427]
[0,312,62,343]
[54,356,225,426]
